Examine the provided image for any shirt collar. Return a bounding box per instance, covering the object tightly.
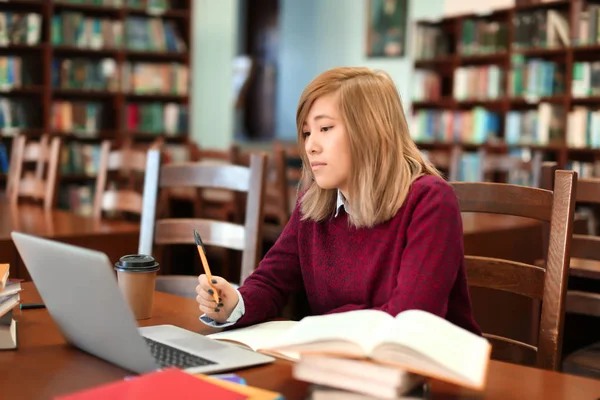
[334,190,349,217]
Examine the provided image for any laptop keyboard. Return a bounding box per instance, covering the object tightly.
[144,337,217,369]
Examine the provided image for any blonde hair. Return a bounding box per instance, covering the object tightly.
[296,67,441,228]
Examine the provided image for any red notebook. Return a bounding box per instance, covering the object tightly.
[55,368,248,400]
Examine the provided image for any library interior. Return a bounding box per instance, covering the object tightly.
[2,0,600,399]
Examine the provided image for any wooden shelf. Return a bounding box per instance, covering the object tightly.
[456,99,505,108]
[509,95,566,106]
[53,46,119,57]
[514,0,571,11]
[53,2,121,15]
[0,86,44,95]
[125,93,188,102]
[566,147,600,154]
[52,88,118,99]
[458,52,509,64]
[0,0,44,11]
[124,8,189,19]
[412,99,454,108]
[129,132,187,142]
[50,131,115,141]
[0,128,44,137]
[513,47,567,57]
[572,96,600,105]
[124,50,187,61]
[0,44,45,53]
[572,44,600,56]
[414,56,456,68]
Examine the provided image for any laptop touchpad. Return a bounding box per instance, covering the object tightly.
[170,336,229,351]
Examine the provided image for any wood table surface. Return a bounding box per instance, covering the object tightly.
[2,282,600,400]
[0,201,140,279]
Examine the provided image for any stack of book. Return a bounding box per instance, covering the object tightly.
[0,264,22,350]
[207,309,492,400]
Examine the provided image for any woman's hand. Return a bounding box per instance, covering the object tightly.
[196,275,239,323]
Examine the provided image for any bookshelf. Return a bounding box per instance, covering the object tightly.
[411,0,600,178]
[0,0,192,212]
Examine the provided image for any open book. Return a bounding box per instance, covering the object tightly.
[262,309,491,390]
[206,320,301,362]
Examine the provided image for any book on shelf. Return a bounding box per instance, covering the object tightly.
[453,65,504,100]
[125,102,188,135]
[410,108,500,145]
[572,61,600,97]
[413,23,450,60]
[412,70,441,102]
[51,12,123,49]
[459,18,507,55]
[0,12,42,46]
[513,8,569,49]
[125,16,186,53]
[567,106,600,148]
[509,55,565,98]
[505,103,564,146]
[575,4,600,46]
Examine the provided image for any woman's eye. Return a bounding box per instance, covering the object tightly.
[302,132,311,138]
[321,126,333,132]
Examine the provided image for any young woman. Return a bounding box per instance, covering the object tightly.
[196,67,481,335]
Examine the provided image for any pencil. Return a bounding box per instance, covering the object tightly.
[194,229,220,304]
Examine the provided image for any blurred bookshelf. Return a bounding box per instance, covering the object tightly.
[0,0,191,213]
[410,0,600,178]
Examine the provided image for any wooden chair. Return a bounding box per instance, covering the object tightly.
[230,143,289,242]
[546,175,600,378]
[92,140,149,220]
[477,148,543,187]
[7,134,61,211]
[421,144,461,181]
[273,140,311,214]
[450,168,577,370]
[139,150,267,297]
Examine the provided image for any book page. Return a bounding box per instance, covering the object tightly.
[265,309,393,356]
[207,320,298,352]
[372,310,490,389]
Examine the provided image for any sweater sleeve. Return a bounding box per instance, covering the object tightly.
[234,202,304,327]
[326,180,463,318]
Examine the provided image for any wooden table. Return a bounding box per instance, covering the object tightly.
[3,283,600,400]
[0,202,140,279]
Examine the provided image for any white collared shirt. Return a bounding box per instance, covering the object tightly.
[334,189,349,217]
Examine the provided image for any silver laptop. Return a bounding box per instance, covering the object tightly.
[11,231,274,375]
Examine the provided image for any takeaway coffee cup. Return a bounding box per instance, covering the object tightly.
[114,254,160,320]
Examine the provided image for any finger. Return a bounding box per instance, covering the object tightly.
[209,276,227,287]
[199,303,222,314]
[196,291,219,306]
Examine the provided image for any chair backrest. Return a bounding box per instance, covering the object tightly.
[421,144,462,181]
[7,134,61,211]
[542,163,600,318]
[272,140,311,214]
[93,140,148,220]
[139,150,267,285]
[450,169,577,370]
[477,148,543,187]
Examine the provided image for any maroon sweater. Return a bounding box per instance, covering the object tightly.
[237,175,481,335]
